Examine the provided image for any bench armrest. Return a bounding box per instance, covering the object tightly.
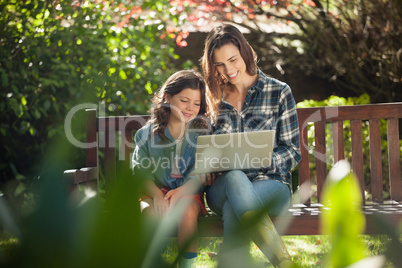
[63,167,98,193]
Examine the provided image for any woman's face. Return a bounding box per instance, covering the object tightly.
[213,43,247,86]
[166,88,201,124]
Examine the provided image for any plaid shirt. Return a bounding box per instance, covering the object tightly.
[214,70,301,188]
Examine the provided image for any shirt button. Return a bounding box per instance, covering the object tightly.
[171,147,174,150]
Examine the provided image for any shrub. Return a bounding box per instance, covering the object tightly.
[0,0,180,188]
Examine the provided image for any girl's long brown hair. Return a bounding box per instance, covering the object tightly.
[149,70,209,140]
[201,24,258,121]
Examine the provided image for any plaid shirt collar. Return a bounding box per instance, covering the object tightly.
[221,69,265,110]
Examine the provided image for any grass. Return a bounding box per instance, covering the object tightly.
[0,232,399,267]
[0,233,18,262]
[163,235,398,267]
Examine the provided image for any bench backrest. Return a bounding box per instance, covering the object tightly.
[84,102,402,205]
[296,103,402,204]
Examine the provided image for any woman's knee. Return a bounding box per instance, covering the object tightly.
[221,170,249,187]
[205,170,250,215]
[254,180,291,216]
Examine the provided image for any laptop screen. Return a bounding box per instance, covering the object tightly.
[192,130,275,174]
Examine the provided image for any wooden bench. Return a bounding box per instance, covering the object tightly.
[64,102,402,236]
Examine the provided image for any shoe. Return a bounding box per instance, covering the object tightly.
[178,256,196,268]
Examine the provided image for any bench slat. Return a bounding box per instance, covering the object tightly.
[123,130,133,164]
[369,119,383,202]
[298,123,311,204]
[104,120,116,189]
[86,109,98,167]
[332,121,344,162]
[296,103,402,123]
[314,121,326,202]
[387,118,402,201]
[351,120,365,203]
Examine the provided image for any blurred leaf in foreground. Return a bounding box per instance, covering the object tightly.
[321,160,367,267]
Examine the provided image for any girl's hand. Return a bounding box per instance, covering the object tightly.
[153,194,169,217]
[164,188,183,209]
[144,180,170,217]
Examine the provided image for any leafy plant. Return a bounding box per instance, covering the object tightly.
[321,160,367,267]
[0,0,181,188]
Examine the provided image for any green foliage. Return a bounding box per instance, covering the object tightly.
[296,94,371,108]
[0,0,179,186]
[321,161,367,267]
[0,156,170,267]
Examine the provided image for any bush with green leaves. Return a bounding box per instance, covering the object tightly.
[0,0,182,188]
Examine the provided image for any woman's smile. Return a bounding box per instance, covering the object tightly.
[227,71,239,80]
[213,43,247,86]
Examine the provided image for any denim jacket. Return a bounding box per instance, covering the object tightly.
[132,123,208,190]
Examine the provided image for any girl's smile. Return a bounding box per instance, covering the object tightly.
[166,87,201,125]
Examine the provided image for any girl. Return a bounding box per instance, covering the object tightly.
[132,70,210,268]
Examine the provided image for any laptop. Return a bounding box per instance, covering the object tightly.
[192,130,275,174]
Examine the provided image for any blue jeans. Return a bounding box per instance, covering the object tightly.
[205,170,291,237]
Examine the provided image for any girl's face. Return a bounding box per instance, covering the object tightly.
[166,88,201,124]
[213,43,247,85]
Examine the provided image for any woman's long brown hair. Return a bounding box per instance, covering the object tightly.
[200,24,258,121]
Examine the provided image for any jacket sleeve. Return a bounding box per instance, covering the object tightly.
[132,126,153,179]
[182,128,212,192]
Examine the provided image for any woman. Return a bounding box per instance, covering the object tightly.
[132,70,210,268]
[201,24,301,267]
